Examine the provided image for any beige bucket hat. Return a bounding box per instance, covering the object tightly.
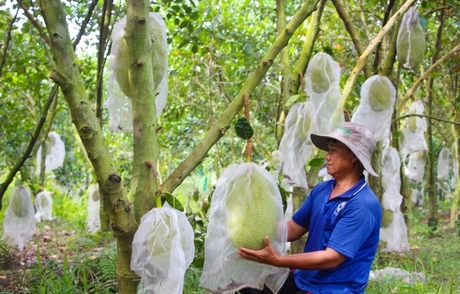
[310,122,378,177]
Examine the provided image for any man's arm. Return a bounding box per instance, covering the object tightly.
[287,219,308,242]
[237,237,347,270]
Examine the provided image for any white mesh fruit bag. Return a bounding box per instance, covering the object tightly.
[86,184,101,233]
[278,102,317,188]
[34,191,53,222]
[437,147,451,181]
[401,100,427,156]
[131,202,194,294]
[396,7,426,70]
[2,186,37,251]
[200,162,289,294]
[304,52,343,135]
[35,131,66,174]
[351,75,396,142]
[406,151,427,184]
[106,12,168,132]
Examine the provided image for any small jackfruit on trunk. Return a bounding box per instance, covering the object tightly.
[200,162,289,294]
[106,12,168,132]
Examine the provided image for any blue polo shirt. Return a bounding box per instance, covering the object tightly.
[291,177,382,294]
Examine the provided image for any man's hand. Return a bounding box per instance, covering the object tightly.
[237,236,280,266]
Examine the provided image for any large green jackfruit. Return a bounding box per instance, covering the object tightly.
[226,168,278,250]
[397,8,426,69]
[11,187,31,218]
[309,58,334,94]
[381,209,394,228]
[115,13,167,98]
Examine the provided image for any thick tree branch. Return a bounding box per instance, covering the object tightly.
[341,0,416,105]
[160,0,321,194]
[331,0,372,78]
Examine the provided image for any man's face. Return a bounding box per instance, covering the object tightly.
[325,140,357,177]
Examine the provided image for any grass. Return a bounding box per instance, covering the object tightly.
[0,188,459,293]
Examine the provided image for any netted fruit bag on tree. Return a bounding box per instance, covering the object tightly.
[304,52,343,134]
[35,131,66,174]
[401,100,427,157]
[406,150,427,184]
[131,203,194,294]
[397,7,426,70]
[278,102,317,189]
[200,162,289,294]
[380,147,409,252]
[351,75,396,142]
[106,12,168,132]
[86,184,101,233]
[35,191,53,222]
[2,186,37,251]
[437,147,451,181]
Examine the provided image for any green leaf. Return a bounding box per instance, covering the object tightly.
[285,94,300,107]
[162,192,184,211]
[308,157,325,168]
[234,117,254,139]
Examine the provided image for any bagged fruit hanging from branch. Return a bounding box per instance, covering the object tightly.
[351,75,396,142]
[437,147,451,181]
[34,191,53,222]
[278,102,317,189]
[401,100,427,156]
[304,53,344,135]
[35,131,66,174]
[106,12,168,132]
[86,184,101,233]
[2,186,36,251]
[200,162,289,294]
[131,202,194,294]
[397,7,426,70]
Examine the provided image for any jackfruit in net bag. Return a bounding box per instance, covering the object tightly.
[2,186,37,251]
[107,12,168,132]
[406,151,427,184]
[35,132,66,174]
[437,147,451,181]
[351,75,396,142]
[380,211,409,252]
[396,7,426,70]
[278,102,317,189]
[401,101,427,156]
[305,52,341,95]
[35,191,53,222]
[200,162,289,294]
[131,203,194,294]
[381,147,401,191]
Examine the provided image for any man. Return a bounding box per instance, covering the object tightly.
[238,122,382,294]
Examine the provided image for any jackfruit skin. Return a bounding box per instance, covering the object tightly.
[226,167,279,250]
[381,209,394,228]
[11,188,30,218]
[368,78,392,112]
[397,8,426,69]
[310,59,334,94]
[114,13,167,98]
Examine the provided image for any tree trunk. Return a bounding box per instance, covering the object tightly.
[38,1,139,292]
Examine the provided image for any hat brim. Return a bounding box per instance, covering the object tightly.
[310,133,378,177]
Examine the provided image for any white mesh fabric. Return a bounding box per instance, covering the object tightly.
[401,101,427,157]
[406,151,427,184]
[2,186,36,251]
[35,191,53,222]
[380,211,409,252]
[36,131,66,174]
[396,7,426,70]
[278,102,317,188]
[351,75,396,142]
[107,13,168,132]
[86,184,101,233]
[131,203,194,294]
[437,147,451,181]
[200,163,289,293]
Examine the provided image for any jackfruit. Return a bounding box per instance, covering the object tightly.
[114,13,167,98]
[309,58,334,94]
[226,166,279,250]
[368,77,393,112]
[397,7,426,69]
[11,187,31,218]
